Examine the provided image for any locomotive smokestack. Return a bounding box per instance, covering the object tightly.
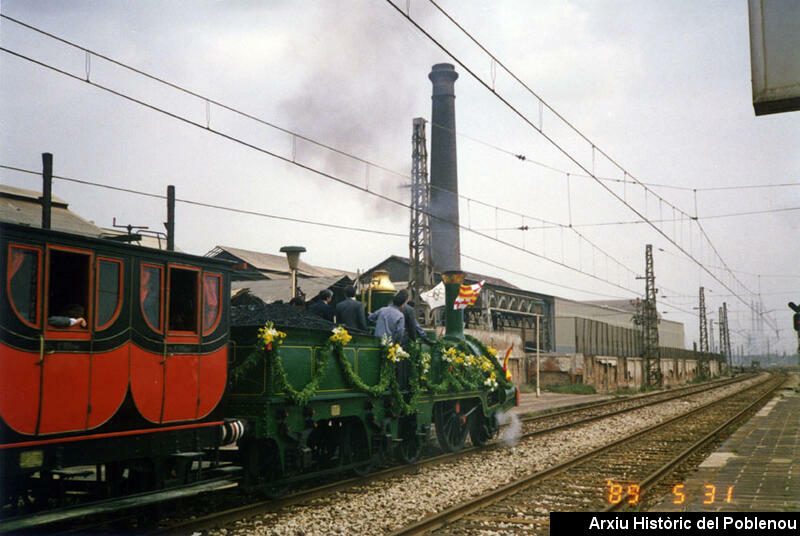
[428,63,460,274]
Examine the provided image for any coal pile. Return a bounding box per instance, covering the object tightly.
[230,288,372,334]
[231,301,335,331]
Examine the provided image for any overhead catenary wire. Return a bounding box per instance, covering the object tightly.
[390,0,768,311]
[1,163,643,304]
[0,164,407,238]
[0,16,660,302]
[1,13,644,290]
[386,0,764,317]
[2,13,780,349]
[4,12,784,310]
[0,46,645,299]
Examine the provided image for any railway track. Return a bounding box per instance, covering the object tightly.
[391,373,784,536]
[159,374,762,535]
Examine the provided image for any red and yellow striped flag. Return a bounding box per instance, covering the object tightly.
[453,280,484,309]
[503,343,514,381]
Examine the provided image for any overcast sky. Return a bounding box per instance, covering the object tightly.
[1,0,798,355]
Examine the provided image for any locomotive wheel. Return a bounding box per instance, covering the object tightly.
[395,417,422,464]
[240,439,285,497]
[468,412,494,447]
[342,420,373,476]
[434,400,468,452]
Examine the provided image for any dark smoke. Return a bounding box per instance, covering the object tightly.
[277,4,423,222]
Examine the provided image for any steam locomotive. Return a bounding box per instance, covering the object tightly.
[0,219,517,529]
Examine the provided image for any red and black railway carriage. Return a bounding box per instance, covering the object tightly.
[0,221,234,505]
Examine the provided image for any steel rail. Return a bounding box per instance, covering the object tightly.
[604,375,789,511]
[389,374,780,536]
[161,375,757,535]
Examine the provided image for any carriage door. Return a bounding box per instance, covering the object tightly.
[162,264,201,422]
[131,263,166,423]
[40,246,93,434]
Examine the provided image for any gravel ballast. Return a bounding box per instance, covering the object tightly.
[207,375,766,536]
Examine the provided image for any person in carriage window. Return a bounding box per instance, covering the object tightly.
[48,304,87,328]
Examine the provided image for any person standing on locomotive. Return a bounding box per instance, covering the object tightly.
[401,300,432,347]
[308,289,334,321]
[335,285,367,331]
[368,289,407,344]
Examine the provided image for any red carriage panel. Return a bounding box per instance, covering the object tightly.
[130,345,165,423]
[131,347,227,423]
[87,345,130,429]
[38,353,91,434]
[0,345,42,435]
[197,346,227,418]
[162,354,199,422]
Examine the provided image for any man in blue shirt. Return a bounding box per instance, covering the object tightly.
[368,289,408,344]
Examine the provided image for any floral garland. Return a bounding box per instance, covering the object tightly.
[330,331,393,398]
[231,322,287,383]
[231,322,509,413]
[465,334,512,391]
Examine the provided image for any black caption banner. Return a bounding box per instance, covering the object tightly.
[551,512,799,535]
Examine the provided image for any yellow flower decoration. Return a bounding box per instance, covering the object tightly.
[486,345,498,357]
[386,343,408,363]
[441,347,458,363]
[258,321,286,349]
[330,326,352,345]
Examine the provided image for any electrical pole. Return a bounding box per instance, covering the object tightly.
[642,244,661,388]
[409,118,434,326]
[718,306,726,372]
[698,286,710,378]
[709,319,716,354]
[719,302,732,374]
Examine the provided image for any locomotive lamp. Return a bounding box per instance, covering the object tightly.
[280,246,306,299]
[366,270,395,313]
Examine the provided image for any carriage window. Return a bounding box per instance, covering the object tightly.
[48,249,90,328]
[168,267,198,332]
[203,273,221,334]
[141,265,162,332]
[8,246,40,327]
[96,259,122,329]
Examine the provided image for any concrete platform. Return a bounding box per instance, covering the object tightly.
[510,390,613,416]
[650,372,800,512]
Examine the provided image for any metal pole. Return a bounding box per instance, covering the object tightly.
[166,185,175,251]
[536,314,541,397]
[290,268,297,299]
[42,153,52,230]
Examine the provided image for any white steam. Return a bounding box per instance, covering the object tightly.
[495,410,522,447]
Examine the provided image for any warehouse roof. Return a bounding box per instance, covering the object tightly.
[0,184,104,237]
[232,275,353,304]
[206,245,356,279]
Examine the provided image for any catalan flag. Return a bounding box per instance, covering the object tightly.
[453,280,484,309]
[502,344,514,381]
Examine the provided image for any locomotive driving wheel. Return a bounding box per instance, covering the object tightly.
[468,411,496,447]
[395,415,423,464]
[434,400,468,452]
[240,438,286,497]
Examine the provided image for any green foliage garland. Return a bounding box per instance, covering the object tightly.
[465,334,513,391]
[231,324,509,413]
